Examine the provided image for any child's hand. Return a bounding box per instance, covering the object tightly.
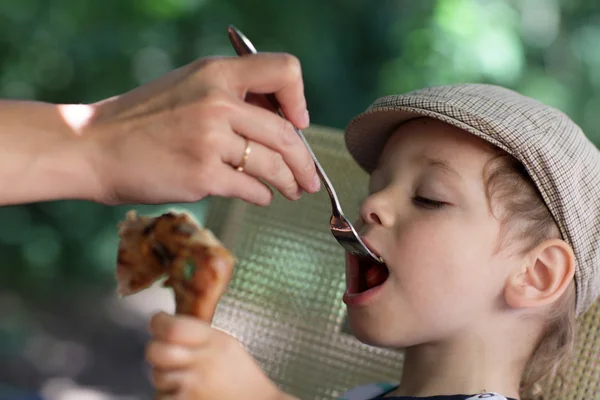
[146,312,286,400]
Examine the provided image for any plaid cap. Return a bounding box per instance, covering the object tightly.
[344,83,600,316]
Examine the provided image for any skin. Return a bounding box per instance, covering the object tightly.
[147,118,575,400]
[0,53,320,207]
[346,118,575,398]
[146,312,295,400]
[0,52,319,398]
[3,40,576,399]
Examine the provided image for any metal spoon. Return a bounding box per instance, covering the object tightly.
[227,25,383,265]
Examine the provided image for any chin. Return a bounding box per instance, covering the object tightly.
[346,312,395,347]
[347,319,381,345]
[347,310,422,349]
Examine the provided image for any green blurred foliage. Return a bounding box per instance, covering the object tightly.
[1,0,599,291]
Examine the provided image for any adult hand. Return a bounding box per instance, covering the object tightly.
[86,53,320,206]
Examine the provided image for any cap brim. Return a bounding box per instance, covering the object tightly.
[345,106,509,173]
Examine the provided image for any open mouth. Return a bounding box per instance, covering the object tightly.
[347,254,389,294]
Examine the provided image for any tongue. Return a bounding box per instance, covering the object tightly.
[365,264,388,289]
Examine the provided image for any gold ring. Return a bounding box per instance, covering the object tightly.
[236,138,251,172]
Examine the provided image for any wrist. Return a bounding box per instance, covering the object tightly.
[78,96,131,205]
[62,102,113,204]
[39,118,105,204]
[43,102,107,204]
[0,100,104,205]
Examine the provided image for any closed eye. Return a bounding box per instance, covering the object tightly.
[412,196,447,209]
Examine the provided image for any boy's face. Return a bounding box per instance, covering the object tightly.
[345,118,519,348]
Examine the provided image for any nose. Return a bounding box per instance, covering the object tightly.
[359,190,395,227]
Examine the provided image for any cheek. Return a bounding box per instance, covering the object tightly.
[388,218,499,316]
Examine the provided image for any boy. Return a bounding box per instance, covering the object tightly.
[145,83,600,400]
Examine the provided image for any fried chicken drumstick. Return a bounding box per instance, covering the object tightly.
[115,210,236,322]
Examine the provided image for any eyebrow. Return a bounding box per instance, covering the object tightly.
[423,156,462,179]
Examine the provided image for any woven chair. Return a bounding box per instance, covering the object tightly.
[204,125,600,400]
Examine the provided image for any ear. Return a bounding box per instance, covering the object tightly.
[504,239,575,310]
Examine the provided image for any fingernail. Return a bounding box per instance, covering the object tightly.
[302,110,310,127]
[312,174,321,192]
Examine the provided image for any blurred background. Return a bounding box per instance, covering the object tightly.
[1,0,600,399]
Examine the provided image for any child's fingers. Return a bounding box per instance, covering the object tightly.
[151,368,185,392]
[149,312,211,346]
[146,340,195,368]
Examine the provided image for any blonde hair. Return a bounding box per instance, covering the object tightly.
[483,150,577,399]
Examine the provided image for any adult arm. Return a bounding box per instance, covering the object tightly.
[0,53,319,206]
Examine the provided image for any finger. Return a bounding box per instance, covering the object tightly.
[149,312,211,346]
[146,341,195,368]
[228,53,309,129]
[224,135,301,201]
[226,99,320,193]
[207,165,274,206]
[151,368,185,392]
[245,92,277,113]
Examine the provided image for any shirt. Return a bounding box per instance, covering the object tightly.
[338,383,517,400]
